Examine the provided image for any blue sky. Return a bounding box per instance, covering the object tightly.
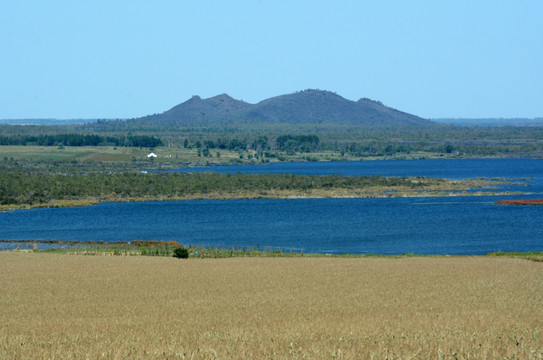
[1,1,542,119]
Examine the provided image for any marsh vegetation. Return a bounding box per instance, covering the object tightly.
[0,159,522,210]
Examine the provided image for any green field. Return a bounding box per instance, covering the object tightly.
[0,145,285,163]
[0,144,479,165]
[0,145,219,162]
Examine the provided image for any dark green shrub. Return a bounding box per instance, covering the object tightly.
[173,247,189,259]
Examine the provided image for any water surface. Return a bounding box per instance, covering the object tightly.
[2,159,542,254]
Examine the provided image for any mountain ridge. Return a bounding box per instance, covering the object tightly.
[132,89,433,127]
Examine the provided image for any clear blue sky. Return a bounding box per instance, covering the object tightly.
[1,1,542,119]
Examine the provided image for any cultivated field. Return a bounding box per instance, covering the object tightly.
[0,253,542,359]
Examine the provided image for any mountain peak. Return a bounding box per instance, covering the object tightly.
[208,93,234,101]
[135,90,432,127]
[183,95,202,105]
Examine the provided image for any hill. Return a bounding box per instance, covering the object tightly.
[130,89,432,128]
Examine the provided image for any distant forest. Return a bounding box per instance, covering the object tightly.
[1,118,543,159]
[1,127,543,158]
[179,130,543,158]
[0,134,162,147]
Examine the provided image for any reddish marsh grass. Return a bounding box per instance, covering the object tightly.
[495,199,543,205]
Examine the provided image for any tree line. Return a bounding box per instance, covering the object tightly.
[2,125,542,158]
[0,134,163,147]
[276,135,320,153]
[183,135,321,153]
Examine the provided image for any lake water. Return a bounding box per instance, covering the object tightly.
[2,158,543,255]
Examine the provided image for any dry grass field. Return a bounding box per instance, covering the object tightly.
[0,253,542,359]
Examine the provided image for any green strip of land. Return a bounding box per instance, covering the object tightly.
[0,161,527,211]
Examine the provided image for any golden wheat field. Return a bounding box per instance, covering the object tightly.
[1,253,542,359]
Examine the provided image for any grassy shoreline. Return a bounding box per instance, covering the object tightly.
[2,239,542,261]
[0,189,527,212]
[0,175,528,212]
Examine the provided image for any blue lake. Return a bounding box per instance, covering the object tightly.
[1,158,543,254]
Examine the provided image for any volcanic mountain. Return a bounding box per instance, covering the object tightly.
[132,89,432,127]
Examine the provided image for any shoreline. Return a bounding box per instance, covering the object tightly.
[0,180,529,212]
[2,239,542,262]
[0,190,528,212]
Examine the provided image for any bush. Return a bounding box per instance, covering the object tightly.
[173,247,189,259]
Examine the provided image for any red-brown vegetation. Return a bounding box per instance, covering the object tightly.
[131,240,182,247]
[495,199,543,205]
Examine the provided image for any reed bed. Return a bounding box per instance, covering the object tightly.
[0,253,542,359]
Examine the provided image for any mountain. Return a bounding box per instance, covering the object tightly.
[131,89,432,127]
[160,94,252,123]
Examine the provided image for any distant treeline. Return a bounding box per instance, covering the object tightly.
[189,137,258,151]
[276,135,320,153]
[337,141,543,157]
[183,132,543,157]
[186,135,321,153]
[2,124,543,158]
[0,134,162,147]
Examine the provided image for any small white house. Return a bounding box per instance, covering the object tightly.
[147,152,157,158]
